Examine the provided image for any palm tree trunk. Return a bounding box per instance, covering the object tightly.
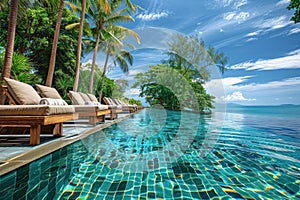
[2,0,18,79]
[89,26,101,93]
[46,0,64,87]
[73,0,86,92]
[0,0,18,105]
[99,45,110,101]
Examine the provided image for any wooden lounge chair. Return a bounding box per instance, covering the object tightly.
[114,98,138,113]
[35,84,110,126]
[0,105,77,145]
[0,78,78,145]
[84,93,122,120]
[103,97,136,113]
[67,91,112,123]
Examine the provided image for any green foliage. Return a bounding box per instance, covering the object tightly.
[127,98,142,106]
[77,67,94,94]
[55,69,75,103]
[133,65,211,111]
[0,6,79,86]
[133,34,227,113]
[288,0,300,23]
[112,78,129,98]
[0,0,8,11]
[97,76,115,103]
[0,51,37,84]
[164,34,227,81]
[0,6,9,48]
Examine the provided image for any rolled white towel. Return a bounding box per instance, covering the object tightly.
[39,98,68,106]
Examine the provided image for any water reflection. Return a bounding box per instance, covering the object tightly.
[81,109,213,172]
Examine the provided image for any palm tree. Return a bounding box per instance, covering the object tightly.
[73,0,87,92]
[64,0,88,92]
[1,0,18,80]
[0,0,18,104]
[86,0,140,93]
[98,25,138,100]
[45,0,64,87]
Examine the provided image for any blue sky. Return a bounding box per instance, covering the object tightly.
[84,0,300,105]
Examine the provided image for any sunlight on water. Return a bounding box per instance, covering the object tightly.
[0,108,299,199]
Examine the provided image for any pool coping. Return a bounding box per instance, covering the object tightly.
[0,113,133,176]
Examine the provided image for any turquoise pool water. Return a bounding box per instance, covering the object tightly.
[0,108,299,199]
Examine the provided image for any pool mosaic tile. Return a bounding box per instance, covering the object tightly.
[0,109,300,199]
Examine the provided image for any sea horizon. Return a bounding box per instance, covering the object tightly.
[214,103,300,119]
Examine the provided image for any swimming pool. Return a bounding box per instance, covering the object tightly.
[0,108,299,199]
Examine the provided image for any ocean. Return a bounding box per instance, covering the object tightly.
[220,103,300,119]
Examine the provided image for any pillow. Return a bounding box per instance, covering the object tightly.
[36,84,62,99]
[103,97,116,106]
[4,78,41,105]
[69,91,85,105]
[79,92,92,103]
[103,97,110,105]
[39,98,68,106]
[87,93,98,102]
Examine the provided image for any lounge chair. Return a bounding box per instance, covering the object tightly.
[114,98,138,113]
[103,97,136,113]
[68,91,120,120]
[85,93,122,120]
[0,78,78,145]
[35,84,110,125]
[68,91,111,123]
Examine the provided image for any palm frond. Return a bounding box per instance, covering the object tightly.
[65,22,80,29]
[106,15,134,24]
[114,54,129,73]
[120,50,133,65]
[99,0,111,14]
[65,1,79,12]
[104,30,123,46]
[114,25,140,44]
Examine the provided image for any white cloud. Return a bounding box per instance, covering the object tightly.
[233,0,248,9]
[204,76,251,103]
[221,76,252,88]
[224,12,235,21]
[234,77,300,91]
[222,0,234,7]
[246,37,258,42]
[136,11,168,21]
[287,49,300,55]
[244,15,292,39]
[206,76,300,103]
[224,12,250,23]
[230,50,300,71]
[288,28,300,35]
[246,31,260,36]
[219,0,248,9]
[124,88,141,96]
[223,91,256,102]
[276,0,290,6]
[236,12,250,23]
[258,16,291,30]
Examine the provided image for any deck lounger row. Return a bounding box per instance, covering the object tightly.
[0,78,143,145]
[68,91,121,120]
[35,84,111,125]
[103,97,143,113]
